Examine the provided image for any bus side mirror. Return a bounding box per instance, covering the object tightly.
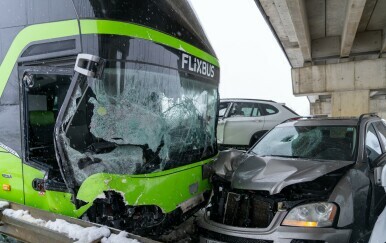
[374,166,386,187]
[23,73,35,88]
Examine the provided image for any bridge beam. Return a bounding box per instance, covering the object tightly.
[259,0,311,67]
[284,0,311,62]
[292,58,386,117]
[340,0,367,57]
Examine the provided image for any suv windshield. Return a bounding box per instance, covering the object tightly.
[251,125,357,161]
[59,60,218,184]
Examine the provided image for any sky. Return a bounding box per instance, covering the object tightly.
[190,0,309,115]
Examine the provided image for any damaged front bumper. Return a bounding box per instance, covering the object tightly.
[198,211,351,243]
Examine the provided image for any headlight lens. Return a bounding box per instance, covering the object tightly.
[282,202,337,227]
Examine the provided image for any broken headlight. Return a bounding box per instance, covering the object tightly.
[282,202,337,227]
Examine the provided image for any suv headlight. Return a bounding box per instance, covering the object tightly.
[282,202,337,227]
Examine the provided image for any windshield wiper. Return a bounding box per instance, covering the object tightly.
[263,154,305,159]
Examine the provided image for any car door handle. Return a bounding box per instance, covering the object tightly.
[255,120,263,123]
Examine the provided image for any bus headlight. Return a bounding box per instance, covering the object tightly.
[282,202,337,227]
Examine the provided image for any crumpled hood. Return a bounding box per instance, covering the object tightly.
[230,155,353,195]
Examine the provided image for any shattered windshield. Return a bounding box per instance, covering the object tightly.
[251,125,357,161]
[60,61,218,184]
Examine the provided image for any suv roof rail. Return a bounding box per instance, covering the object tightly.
[358,113,379,125]
[221,98,277,103]
[280,115,330,124]
[280,116,311,124]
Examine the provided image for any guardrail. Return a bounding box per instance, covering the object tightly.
[0,201,158,243]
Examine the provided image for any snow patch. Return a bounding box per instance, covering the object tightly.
[102,231,139,243]
[0,201,9,209]
[96,193,106,199]
[46,219,110,243]
[3,209,46,226]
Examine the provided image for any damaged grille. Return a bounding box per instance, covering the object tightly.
[210,189,275,228]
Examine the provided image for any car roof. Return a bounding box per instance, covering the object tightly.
[220,98,277,103]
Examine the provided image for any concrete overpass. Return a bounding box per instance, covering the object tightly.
[255,0,386,117]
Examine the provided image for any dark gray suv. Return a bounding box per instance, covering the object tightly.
[199,114,386,243]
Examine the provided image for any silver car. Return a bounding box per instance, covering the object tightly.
[369,164,386,243]
[217,99,298,149]
[199,114,386,243]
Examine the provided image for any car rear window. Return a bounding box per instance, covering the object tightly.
[260,103,278,115]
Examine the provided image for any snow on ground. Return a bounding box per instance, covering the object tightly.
[0,201,9,209]
[3,209,45,226]
[101,231,139,243]
[2,208,139,243]
[45,219,110,242]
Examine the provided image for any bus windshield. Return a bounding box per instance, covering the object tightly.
[59,61,218,184]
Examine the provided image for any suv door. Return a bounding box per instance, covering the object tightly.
[222,102,264,146]
[260,103,280,130]
[365,122,386,224]
[217,101,231,144]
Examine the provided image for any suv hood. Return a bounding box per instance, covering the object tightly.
[221,153,353,195]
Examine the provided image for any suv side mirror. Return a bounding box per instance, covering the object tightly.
[374,166,386,187]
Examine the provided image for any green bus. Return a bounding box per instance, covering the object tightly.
[0,0,219,235]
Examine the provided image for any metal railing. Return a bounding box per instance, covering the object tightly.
[0,202,158,243]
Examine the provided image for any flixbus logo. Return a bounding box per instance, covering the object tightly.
[181,53,215,78]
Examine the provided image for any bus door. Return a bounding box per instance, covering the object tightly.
[20,67,73,210]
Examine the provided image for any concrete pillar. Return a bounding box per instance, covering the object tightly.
[331,90,369,117]
[310,100,331,116]
[370,97,386,119]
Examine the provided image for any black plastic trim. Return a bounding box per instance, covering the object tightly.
[18,36,81,63]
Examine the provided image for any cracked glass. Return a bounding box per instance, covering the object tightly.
[59,61,218,184]
[251,125,357,161]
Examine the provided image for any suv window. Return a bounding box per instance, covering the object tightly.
[366,124,382,163]
[251,104,262,117]
[218,102,230,117]
[260,103,278,115]
[375,121,386,151]
[229,102,261,117]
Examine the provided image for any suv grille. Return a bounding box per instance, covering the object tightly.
[211,191,275,228]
